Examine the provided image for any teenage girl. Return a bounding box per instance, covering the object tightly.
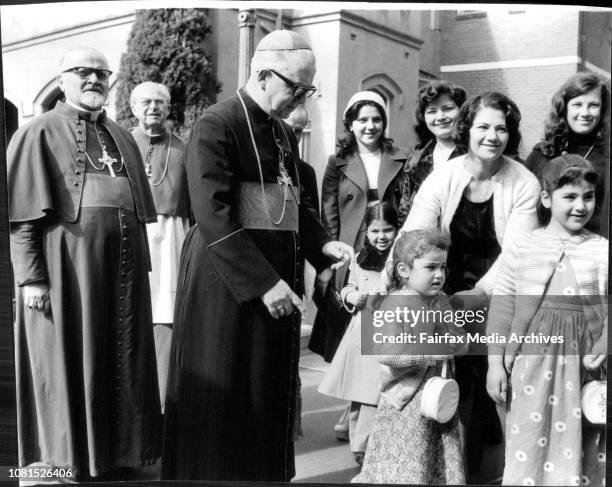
[353,229,467,484]
[318,202,399,466]
[486,154,608,486]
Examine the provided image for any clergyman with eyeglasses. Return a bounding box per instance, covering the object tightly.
[161,30,354,481]
[7,47,161,481]
[129,82,190,415]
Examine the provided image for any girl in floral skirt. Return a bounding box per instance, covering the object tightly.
[486,154,607,486]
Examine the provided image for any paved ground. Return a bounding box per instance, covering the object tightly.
[294,350,361,483]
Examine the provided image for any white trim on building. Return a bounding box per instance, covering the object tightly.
[440,55,581,72]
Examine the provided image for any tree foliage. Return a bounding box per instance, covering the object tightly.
[115,8,220,138]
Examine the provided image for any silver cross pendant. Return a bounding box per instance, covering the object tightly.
[99,149,118,177]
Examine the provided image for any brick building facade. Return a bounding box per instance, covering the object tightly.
[438,8,611,156]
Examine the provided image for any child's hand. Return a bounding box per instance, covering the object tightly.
[583,354,606,371]
[486,363,508,404]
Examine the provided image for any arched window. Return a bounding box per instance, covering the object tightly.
[33,78,63,116]
[359,72,403,128]
[41,86,64,113]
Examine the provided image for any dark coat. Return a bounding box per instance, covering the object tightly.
[161,89,331,482]
[321,145,409,289]
[298,159,320,216]
[308,145,408,362]
[397,139,464,224]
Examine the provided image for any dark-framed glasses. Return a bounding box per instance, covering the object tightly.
[62,67,113,81]
[268,69,317,100]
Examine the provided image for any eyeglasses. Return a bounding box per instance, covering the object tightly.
[267,69,317,100]
[62,67,113,81]
[136,98,169,108]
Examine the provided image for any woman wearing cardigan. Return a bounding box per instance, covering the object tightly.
[398,80,467,222]
[524,72,609,237]
[398,92,540,482]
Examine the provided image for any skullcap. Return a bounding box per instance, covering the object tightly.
[255,30,311,51]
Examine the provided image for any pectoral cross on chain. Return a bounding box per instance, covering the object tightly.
[277,167,293,201]
[99,149,118,177]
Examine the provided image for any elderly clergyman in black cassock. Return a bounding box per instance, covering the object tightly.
[161,30,354,482]
[8,47,161,482]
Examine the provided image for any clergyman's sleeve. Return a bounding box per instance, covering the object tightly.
[10,220,47,286]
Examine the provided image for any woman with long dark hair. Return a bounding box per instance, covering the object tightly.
[525,72,609,236]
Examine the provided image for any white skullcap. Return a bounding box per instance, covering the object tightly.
[255,30,311,51]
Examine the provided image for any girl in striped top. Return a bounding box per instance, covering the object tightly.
[486,154,607,486]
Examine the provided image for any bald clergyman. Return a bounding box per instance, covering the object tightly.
[7,47,161,481]
[130,82,190,413]
[161,30,354,482]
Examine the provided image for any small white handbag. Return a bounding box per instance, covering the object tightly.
[581,368,606,425]
[420,360,460,424]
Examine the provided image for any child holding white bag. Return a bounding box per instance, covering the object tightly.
[353,229,468,484]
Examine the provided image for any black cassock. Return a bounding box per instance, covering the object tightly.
[161,89,331,482]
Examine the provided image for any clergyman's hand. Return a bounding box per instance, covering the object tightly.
[23,282,51,315]
[322,241,354,271]
[261,279,304,319]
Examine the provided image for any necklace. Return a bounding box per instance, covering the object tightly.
[583,143,595,160]
[86,122,124,177]
[144,134,171,186]
[236,89,299,225]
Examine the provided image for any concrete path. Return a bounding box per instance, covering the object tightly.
[294,350,361,483]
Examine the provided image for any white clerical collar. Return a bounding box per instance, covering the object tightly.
[66,100,104,121]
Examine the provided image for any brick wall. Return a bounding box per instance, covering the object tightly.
[437,8,597,158]
[581,11,612,72]
[441,9,579,66]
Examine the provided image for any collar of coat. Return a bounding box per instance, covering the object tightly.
[335,145,408,195]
